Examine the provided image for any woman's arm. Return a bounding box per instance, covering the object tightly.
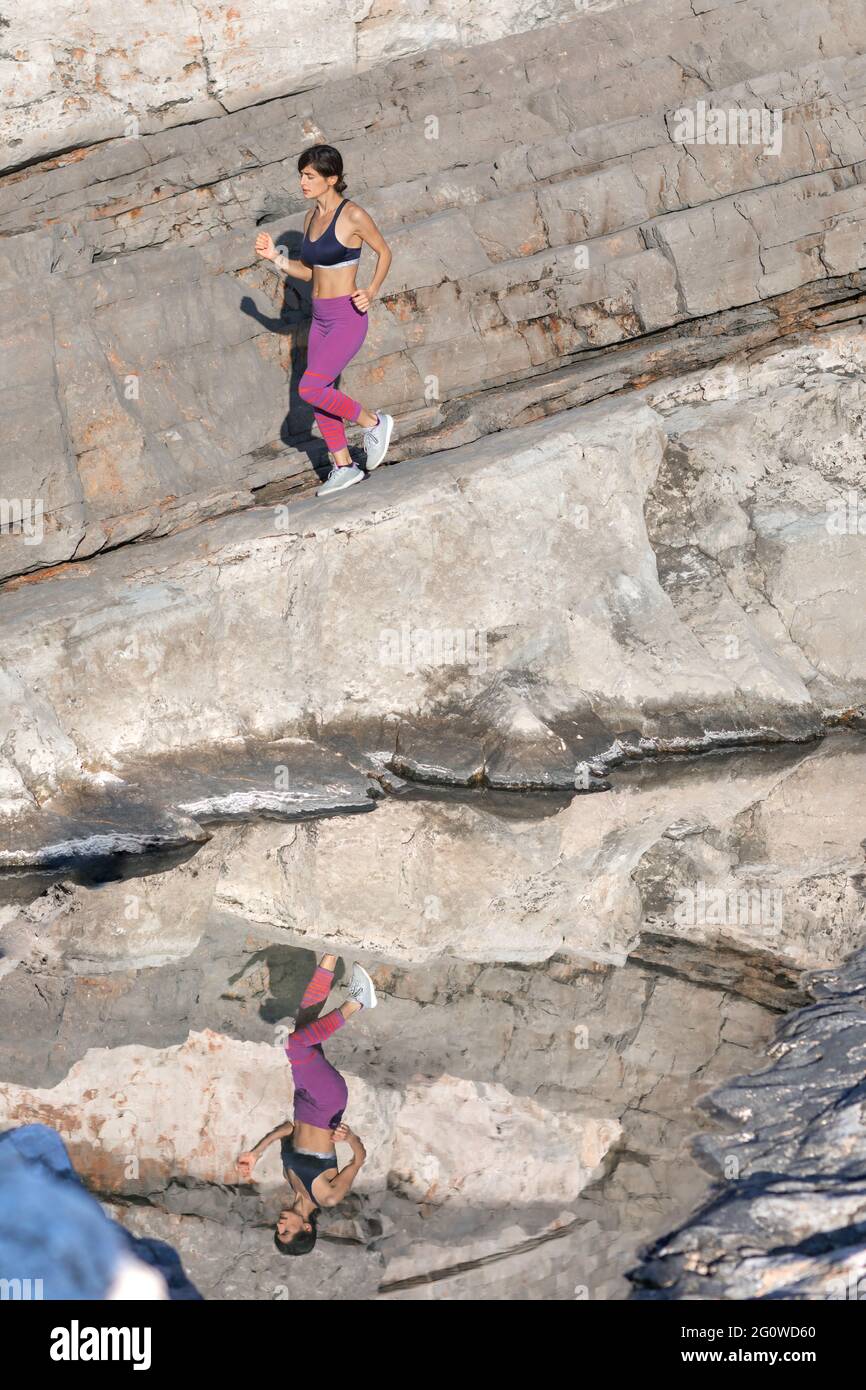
[237,1119,294,1180]
[254,230,313,283]
[318,1125,366,1206]
[346,206,392,310]
[272,249,314,282]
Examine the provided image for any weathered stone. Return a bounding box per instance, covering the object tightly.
[11,349,866,813]
[4,0,866,1304]
[5,6,866,570]
[629,944,866,1300]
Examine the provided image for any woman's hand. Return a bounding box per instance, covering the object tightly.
[350,287,375,313]
[332,1124,366,1160]
[254,232,276,261]
[237,1150,258,1180]
[332,1123,363,1150]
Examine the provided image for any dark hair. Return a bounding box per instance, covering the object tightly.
[297,144,347,194]
[274,1210,319,1257]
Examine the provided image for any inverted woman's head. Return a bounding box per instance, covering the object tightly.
[274,1201,319,1257]
[298,144,347,198]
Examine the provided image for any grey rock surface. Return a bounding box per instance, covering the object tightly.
[3,336,866,826]
[629,944,866,1300]
[5,330,866,834]
[3,0,866,1303]
[3,1,866,573]
[4,0,645,172]
[2,736,864,1297]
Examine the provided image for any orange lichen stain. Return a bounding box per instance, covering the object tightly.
[4,1101,51,1128]
[371,964,398,990]
[184,34,201,49]
[79,410,122,452]
[93,197,142,218]
[77,445,127,500]
[68,1145,132,1189]
[77,976,128,999]
[255,333,278,361]
[0,145,98,189]
[0,561,93,593]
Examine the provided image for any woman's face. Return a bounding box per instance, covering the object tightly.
[276,1205,310,1239]
[300,167,334,199]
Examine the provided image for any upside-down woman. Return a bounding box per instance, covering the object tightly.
[237,954,377,1256]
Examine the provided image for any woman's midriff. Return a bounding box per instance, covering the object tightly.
[311,262,359,300]
[293,1119,337,1153]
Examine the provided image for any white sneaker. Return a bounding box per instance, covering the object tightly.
[345,962,378,1009]
[316,464,363,497]
[363,412,394,471]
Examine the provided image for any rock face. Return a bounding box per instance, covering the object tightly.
[4,0,638,172]
[0,1032,616,1208]
[629,945,866,1300]
[3,336,866,823]
[4,0,866,578]
[210,737,866,980]
[3,736,865,986]
[3,0,866,1301]
[2,738,864,1297]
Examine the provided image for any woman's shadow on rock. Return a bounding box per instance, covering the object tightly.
[229,944,347,1027]
[239,232,365,482]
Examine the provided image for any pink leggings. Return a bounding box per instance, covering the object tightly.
[286,966,349,1129]
[298,295,369,454]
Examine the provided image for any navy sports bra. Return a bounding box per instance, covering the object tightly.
[281,1137,337,1200]
[301,198,362,268]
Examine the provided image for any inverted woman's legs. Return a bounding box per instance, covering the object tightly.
[299,299,376,466]
[287,955,359,1130]
[295,955,362,1028]
[296,958,336,1021]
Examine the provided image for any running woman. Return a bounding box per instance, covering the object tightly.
[254,144,394,498]
[237,954,377,1257]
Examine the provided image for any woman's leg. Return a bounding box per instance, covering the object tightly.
[288,957,354,1129]
[290,995,362,1053]
[299,305,369,465]
[293,955,361,1039]
[297,956,337,1017]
